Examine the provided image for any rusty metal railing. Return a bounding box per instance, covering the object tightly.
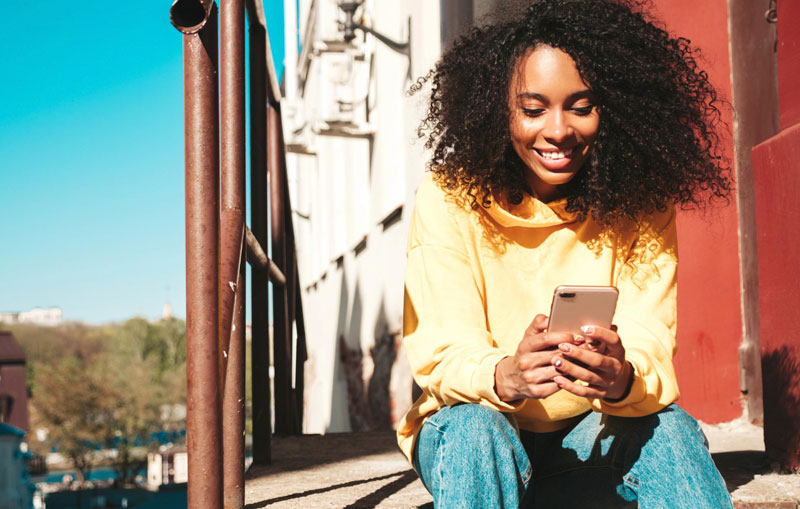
[170,0,306,507]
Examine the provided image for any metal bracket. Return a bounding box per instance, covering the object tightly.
[339,2,411,61]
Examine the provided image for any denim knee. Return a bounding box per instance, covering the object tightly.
[649,404,708,450]
[415,404,532,507]
[429,404,514,437]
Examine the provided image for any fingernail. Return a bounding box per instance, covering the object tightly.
[554,358,563,368]
[558,343,571,352]
[573,334,584,344]
[581,325,595,334]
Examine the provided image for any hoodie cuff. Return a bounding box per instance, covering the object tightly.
[596,357,647,410]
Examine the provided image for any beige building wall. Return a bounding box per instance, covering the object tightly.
[283,0,443,433]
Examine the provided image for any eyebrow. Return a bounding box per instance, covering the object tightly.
[516,89,593,102]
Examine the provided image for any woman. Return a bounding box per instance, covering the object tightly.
[398,0,733,507]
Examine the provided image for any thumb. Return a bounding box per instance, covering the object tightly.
[525,314,549,335]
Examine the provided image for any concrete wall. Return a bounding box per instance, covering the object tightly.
[285,0,441,433]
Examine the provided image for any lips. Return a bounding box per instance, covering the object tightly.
[533,146,579,171]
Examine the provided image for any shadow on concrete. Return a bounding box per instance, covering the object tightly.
[244,470,410,508]
[343,470,419,508]
[246,431,402,478]
[712,450,769,493]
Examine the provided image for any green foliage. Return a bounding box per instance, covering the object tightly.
[8,318,187,486]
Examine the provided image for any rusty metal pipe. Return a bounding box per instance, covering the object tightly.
[171,0,216,34]
[268,101,293,434]
[247,7,272,465]
[179,3,223,507]
[220,0,246,506]
[245,226,287,286]
[281,149,301,430]
[244,0,282,104]
[222,243,245,509]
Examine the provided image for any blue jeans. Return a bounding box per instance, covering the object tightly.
[413,404,733,508]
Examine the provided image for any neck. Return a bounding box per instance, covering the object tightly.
[525,173,562,203]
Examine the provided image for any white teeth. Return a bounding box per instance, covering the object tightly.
[539,150,568,160]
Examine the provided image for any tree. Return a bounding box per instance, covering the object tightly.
[21,318,188,486]
[103,318,187,485]
[31,357,117,485]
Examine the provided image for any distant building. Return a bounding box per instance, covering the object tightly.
[0,313,18,324]
[0,332,29,432]
[0,308,62,327]
[147,449,188,487]
[0,423,33,509]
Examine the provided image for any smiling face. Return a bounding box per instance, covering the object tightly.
[508,45,600,202]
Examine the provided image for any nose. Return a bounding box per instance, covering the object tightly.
[542,109,573,143]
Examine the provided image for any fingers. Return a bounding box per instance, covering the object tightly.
[525,381,561,399]
[520,362,560,384]
[553,361,633,401]
[495,354,562,401]
[555,343,617,372]
[552,376,606,399]
[524,314,550,336]
[579,324,624,358]
[551,354,607,387]
[551,339,633,400]
[518,330,575,354]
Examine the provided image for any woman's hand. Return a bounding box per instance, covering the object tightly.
[551,324,634,401]
[494,314,575,401]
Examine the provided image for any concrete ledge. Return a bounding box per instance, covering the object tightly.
[244,424,800,508]
[244,432,431,508]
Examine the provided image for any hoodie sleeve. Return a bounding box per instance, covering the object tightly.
[591,205,680,415]
[402,176,525,412]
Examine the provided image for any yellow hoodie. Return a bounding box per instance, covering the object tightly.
[397,173,680,462]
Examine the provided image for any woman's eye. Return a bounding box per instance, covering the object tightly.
[522,107,545,117]
[571,105,595,116]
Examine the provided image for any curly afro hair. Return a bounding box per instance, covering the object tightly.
[412,0,732,225]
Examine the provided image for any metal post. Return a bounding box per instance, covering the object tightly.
[247,11,272,464]
[220,0,246,506]
[171,0,223,507]
[268,102,292,434]
[282,156,302,432]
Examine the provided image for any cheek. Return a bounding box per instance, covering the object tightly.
[581,117,601,144]
[509,118,539,146]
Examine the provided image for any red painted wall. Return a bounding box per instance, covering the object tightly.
[652,0,743,422]
[778,0,800,129]
[753,124,800,467]
[752,0,800,468]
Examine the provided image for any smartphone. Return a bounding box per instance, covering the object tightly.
[548,285,619,336]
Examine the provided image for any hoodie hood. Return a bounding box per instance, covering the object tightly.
[486,191,579,229]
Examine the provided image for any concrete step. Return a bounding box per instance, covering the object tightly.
[244,423,800,508]
[245,432,430,508]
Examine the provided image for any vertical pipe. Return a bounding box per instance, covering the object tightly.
[181,4,222,508]
[222,241,246,508]
[268,102,291,434]
[294,266,307,429]
[220,0,246,506]
[283,0,297,102]
[282,154,301,431]
[248,15,272,464]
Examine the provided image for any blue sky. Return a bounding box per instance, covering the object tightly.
[0,1,285,324]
